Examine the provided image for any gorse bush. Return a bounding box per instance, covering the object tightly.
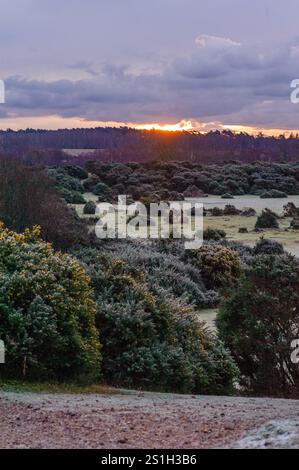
[48,167,84,193]
[255,209,279,230]
[83,201,97,215]
[0,224,100,381]
[93,182,112,200]
[217,254,299,397]
[253,237,284,255]
[203,227,226,241]
[96,239,219,309]
[74,247,238,394]
[223,205,240,216]
[260,189,287,198]
[188,244,241,289]
[63,165,88,180]
[283,202,299,218]
[82,175,101,192]
[60,188,86,204]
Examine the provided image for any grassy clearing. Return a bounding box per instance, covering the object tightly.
[201,195,299,256]
[197,195,299,214]
[0,380,121,395]
[72,193,299,255]
[204,216,299,256]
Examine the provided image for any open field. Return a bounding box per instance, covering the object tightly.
[204,216,299,256]
[198,195,299,255]
[74,193,299,255]
[195,195,299,214]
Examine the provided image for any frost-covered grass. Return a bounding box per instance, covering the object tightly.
[204,216,299,256]
[198,194,299,256]
[193,195,299,214]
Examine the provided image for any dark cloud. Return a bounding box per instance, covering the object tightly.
[1,1,299,129]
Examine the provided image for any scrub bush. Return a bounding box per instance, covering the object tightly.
[0,225,100,381]
[74,247,238,394]
[217,255,299,397]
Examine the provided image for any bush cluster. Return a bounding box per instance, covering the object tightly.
[0,225,100,381]
[80,161,299,202]
[217,254,299,397]
[73,247,238,394]
[255,209,279,230]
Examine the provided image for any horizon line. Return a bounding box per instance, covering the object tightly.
[1,124,299,139]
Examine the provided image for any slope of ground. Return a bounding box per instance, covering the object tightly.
[1,391,299,449]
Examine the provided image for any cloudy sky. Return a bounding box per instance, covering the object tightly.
[1,0,299,133]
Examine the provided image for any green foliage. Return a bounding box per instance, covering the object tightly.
[260,189,287,198]
[63,165,88,180]
[83,201,97,215]
[48,167,84,193]
[46,161,299,199]
[223,205,240,215]
[183,185,204,197]
[209,207,224,217]
[94,239,219,309]
[0,159,89,250]
[255,209,279,229]
[43,161,299,214]
[74,247,238,394]
[60,189,86,204]
[204,227,226,241]
[283,202,299,218]
[217,255,299,397]
[93,182,112,198]
[253,237,284,255]
[0,225,101,381]
[82,175,101,192]
[188,244,241,289]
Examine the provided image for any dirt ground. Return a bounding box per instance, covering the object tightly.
[1,391,299,449]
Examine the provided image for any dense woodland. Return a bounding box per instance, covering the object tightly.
[2,127,299,165]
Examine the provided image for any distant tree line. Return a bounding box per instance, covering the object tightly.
[1,127,299,164]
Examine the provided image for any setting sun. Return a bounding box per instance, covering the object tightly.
[134,120,194,132]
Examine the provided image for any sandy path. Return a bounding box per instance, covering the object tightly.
[1,391,299,449]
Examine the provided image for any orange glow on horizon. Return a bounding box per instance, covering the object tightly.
[134,120,194,132]
[221,124,299,137]
[0,115,299,137]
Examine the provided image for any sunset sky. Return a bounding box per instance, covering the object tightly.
[1,0,299,134]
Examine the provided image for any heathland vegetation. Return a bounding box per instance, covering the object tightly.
[0,155,299,397]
